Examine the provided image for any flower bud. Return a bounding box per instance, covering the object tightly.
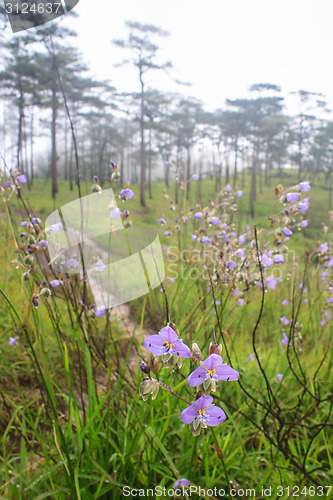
[148,356,160,374]
[124,220,132,229]
[24,254,34,266]
[111,171,120,181]
[22,271,31,282]
[139,378,159,401]
[191,343,203,362]
[92,184,102,193]
[167,322,179,335]
[209,342,222,356]
[39,288,51,298]
[140,363,151,375]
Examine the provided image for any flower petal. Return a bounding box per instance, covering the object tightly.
[170,339,191,358]
[205,406,227,426]
[193,395,213,410]
[144,335,168,355]
[215,364,239,381]
[187,366,208,386]
[202,353,223,370]
[181,404,198,424]
[159,326,179,344]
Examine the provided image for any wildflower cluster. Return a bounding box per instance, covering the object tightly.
[140,323,239,436]
[158,181,311,307]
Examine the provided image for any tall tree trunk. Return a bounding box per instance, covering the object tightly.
[64,113,68,181]
[51,82,58,199]
[186,146,191,200]
[17,85,24,173]
[233,136,238,187]
[69,136,74,191]
[139,70,146,207]
[148,128,152,199]
[30,104,34,183]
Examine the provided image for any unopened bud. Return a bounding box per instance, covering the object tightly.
[24,254,34,266]
[139,378,159,401]
[22,271,31,282]
[140,363,151,375]
[167,322,179,335]
[209,342,222,356]
[92,184,102,193]
[148,356,160,374]
[40,288,51,298]
[191,343,203,362]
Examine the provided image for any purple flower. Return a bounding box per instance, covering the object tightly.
[110,208,122,219]
[281,332,288,346]
[327,258,333,268]
[194,212,202,220]
[281,299,288,306]
[274,254,284,264]
[38,240,48,247]
[286,192,299,202]
[320,242,328,253]
[187,354,239,387]
[191,234,197,242]
[94,175,99,182]
[262,253,273,268]
[4,180,13,188]
[181,395,226,426]
[201,236,210,243]
[193,174,200,181]
[300,181,311,192]
[164,161,170,167]
[249,353,255,361]
[32,218,41,224]
[17,174,27,184]
[225,184,232,192]
[236,248,245,258]
[301,220,308,228]
[158,218,165,224]
[298,198,310,212]
[95,258,106,272]
[50,280,60,288]
[238,233,247,245]
[226,260,237,269]
[144,326,190,358]
[276,373,283,381]
[119,188,134,200]
[8,337,17,346]
[266,275,277,290]
[237,190,243,197]
[282,227,293,237]
[174,478,190,488]
[237,298,246,307]
[164,231,170,236]
[50,223,62,233]
[66,258,80,269]
[21,221,28,227]
[32,297,39,308]
[280,316,290,325]
[95,305,106,317]
[210,217,220,225]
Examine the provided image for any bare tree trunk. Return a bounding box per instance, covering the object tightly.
[186,146,191,200]
[30,104,34,183]
[17,86,24,173]
[148,128,152,199]
[51,82,58,199]
[139,69,146,207]
[233,136,238,187]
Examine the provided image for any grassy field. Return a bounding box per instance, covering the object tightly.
[0,171,332,499]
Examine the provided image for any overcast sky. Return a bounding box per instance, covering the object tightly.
[57,0,333,114]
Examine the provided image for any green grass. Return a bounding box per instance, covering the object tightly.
[0,172,332,499]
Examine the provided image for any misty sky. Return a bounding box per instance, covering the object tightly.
[60,0,333,114]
